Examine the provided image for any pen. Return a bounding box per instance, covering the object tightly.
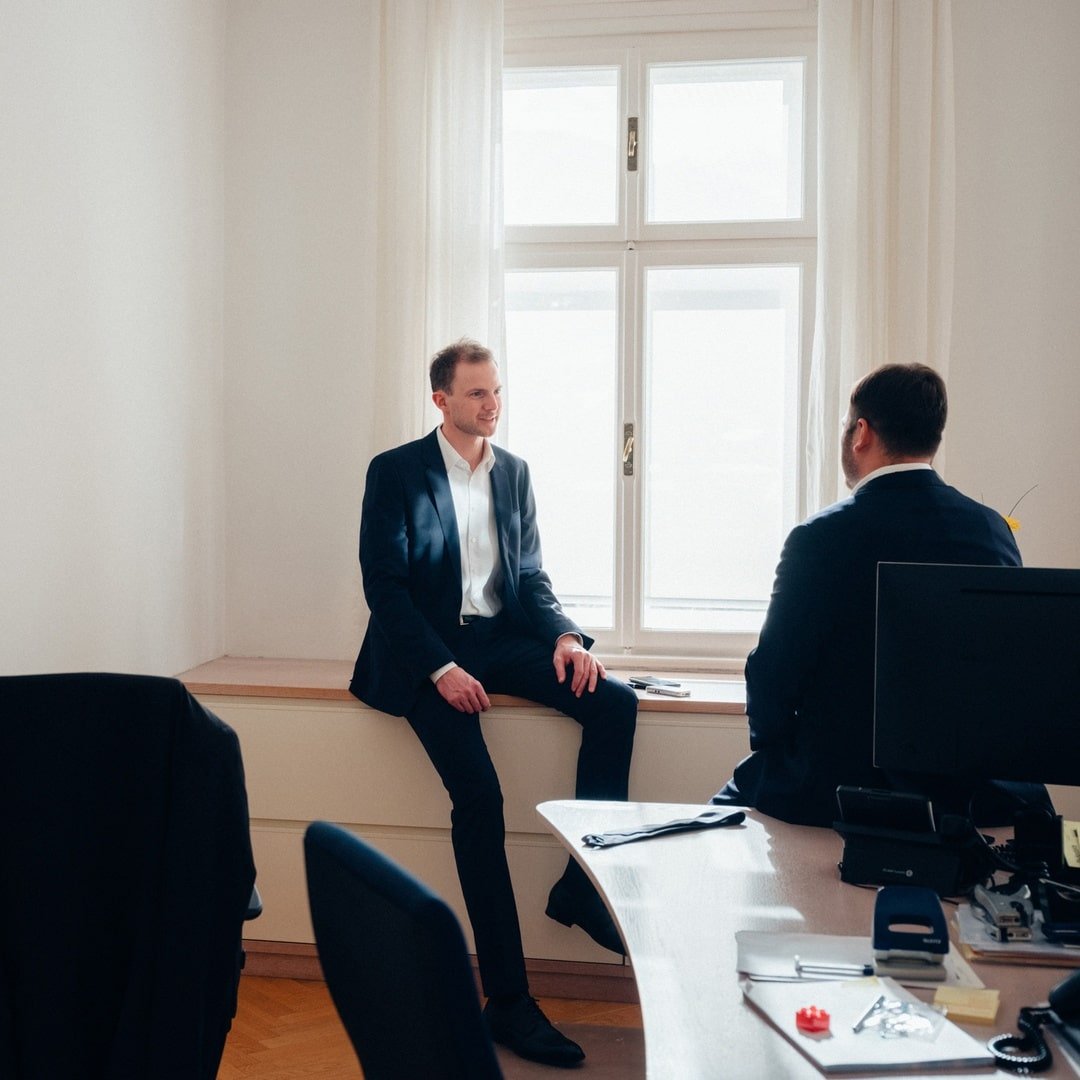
[852,993,886,1033]
[794,955,874,978]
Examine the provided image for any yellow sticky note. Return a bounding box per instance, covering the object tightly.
[1063,819,1080,870]
[933,986,1000,1024]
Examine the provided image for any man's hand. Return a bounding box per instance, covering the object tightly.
[553,634,606,697]
[435,665,491,714]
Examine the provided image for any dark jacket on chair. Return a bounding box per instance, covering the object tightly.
[0,673,255,1080]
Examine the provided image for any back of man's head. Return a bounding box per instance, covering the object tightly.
[430,338,494,393]
[849,363,947,459]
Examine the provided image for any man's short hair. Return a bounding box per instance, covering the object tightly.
[429,339,494,393]
[849,363,948,458]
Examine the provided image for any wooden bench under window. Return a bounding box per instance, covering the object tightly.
[179,657,748,999]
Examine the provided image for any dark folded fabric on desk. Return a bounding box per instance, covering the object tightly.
[583,808,745,848]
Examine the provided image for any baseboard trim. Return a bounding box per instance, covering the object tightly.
[242,939,639,1003]
[243,939,324,980]
[521,956,639,1003]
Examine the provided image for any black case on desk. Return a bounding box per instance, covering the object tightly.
[835,820,994,896]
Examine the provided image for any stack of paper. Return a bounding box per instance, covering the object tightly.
[955,905,1080,967]
[743,976,995,1073]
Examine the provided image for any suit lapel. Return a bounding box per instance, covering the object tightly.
[490,454,518,602]
[420,431,461,572]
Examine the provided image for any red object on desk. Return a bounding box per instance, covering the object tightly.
[795,1006,831,1034]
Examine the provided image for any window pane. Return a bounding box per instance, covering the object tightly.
[503,68,619,226]
[504,269,618,627]
[647,60,804,223]
[643,265,800,632]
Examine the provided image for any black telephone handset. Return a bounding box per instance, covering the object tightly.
[989,968,1080,1072]
[1049,967,1080,1023]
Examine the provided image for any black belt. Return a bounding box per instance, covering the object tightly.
[460,612,504,626]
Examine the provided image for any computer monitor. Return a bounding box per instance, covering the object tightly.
[873,563,1080,788]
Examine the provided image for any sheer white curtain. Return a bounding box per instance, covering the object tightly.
[805,0,955,512]
[372,0,504,453]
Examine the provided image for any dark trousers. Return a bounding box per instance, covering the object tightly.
[404,617,638,998]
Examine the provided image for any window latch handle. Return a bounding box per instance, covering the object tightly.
[627,117,638,171]
[622,424,635,475]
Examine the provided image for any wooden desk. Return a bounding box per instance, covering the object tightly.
[538,800,1078,1079]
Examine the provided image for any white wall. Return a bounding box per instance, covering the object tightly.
[221,2,1080,664]
[0,2,226,674]
[223,0,378,660]
[947,0,1080,569]
[3,3,1077,676]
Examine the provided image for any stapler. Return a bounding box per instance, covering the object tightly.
[971,881,1034,942]
[872,885,949,981]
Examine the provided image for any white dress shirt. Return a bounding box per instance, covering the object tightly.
[430,428,503,683]
[850,461,933,495]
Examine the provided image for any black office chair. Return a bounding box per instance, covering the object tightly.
[304,821,503,1080]
[0,673,257,1080]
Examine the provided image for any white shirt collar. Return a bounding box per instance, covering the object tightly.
[850,461,934,495]
[436,426,495,475]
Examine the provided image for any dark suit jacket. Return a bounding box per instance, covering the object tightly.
[0,673,255,1080]
[349,429,589,716]
[720,469,1021,826]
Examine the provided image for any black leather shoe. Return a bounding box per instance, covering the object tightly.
[546,877,626,955]
[483,995,585,1068]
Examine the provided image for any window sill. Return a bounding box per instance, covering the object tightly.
[177,656,746,716]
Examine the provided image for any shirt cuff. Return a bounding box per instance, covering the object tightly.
[556,632,583,647]
[430,661,457,684]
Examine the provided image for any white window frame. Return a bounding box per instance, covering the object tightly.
[503,29,817,671]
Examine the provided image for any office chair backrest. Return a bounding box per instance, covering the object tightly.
[304,821,503,1080]
[0,672,256,1080]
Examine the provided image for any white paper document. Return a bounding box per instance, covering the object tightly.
[743,976,995,1074]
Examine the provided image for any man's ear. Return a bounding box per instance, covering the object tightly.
[432,390,447,413]
[851,417,874,452]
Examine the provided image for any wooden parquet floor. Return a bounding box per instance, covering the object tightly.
[219,976,643,1079]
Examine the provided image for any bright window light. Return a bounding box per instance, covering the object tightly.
[647,60,804,223]
[503,68,620,226]
[504,269,618,626]
[643,265,800,632]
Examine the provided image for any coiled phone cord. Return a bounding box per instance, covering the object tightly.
[987,1006,1055,1073]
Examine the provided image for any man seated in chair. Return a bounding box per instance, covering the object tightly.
[711,362,1045,827]
[350,338,638,1068]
